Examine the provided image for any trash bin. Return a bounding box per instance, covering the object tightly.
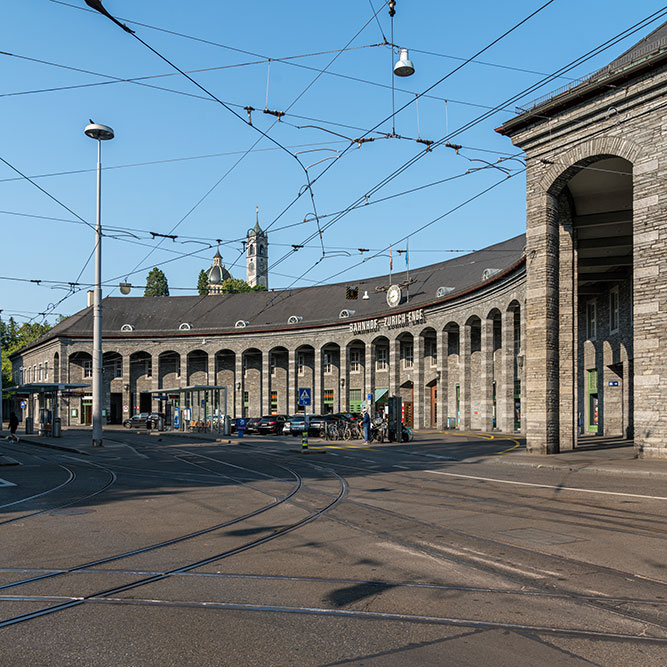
[25,417,34,435]
[53,418,61,438]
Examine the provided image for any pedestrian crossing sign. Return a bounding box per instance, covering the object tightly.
[298,388,311,406]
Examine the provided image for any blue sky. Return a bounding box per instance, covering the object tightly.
[2,1,665,324]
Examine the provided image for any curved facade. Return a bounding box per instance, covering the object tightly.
[11,237,526,432]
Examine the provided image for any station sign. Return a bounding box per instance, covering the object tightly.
[348,308,425,335]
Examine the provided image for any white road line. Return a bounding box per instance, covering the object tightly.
[362,459,375,463]
[425,470,667,501]
[392,465,409,470]
[0,478,16,488]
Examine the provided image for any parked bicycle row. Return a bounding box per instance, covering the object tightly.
[236,413,414,442]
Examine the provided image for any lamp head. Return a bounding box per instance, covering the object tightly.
[393,49,415,77]
[85,122,115,141]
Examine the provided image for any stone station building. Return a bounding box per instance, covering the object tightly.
[9,23,667,459]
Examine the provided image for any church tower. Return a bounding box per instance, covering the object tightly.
[246,207,268,289]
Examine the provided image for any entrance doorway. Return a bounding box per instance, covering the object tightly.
[430,385,437,428]
[587,369,599,434]
[109,393,122,424]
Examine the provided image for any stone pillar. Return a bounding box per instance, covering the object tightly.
[558,219,576,451]
[480,317,494,431]
[364,341,375,411]
[499,310,515,432]
[122,354,131,420]
[460,322,472,430]
[525,192,560,454]
[437,330,448,430]
[151,353,160,393]
[261,350,270,416]
[339,347,348,412]
[413,334,424,429]
[207,353,215,387]
[235,353,244,417]
[313,347,322,414]
[389,338,399,397]
[633,163,666,458]
[288,349,297,414]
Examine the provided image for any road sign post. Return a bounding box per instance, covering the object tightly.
[298,388,311,407]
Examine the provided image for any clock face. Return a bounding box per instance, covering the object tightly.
[386,284,401,308]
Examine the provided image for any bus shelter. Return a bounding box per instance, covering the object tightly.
[150,385,229,434]
[4,382,89,437]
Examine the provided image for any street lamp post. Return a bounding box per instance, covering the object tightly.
[84,122,114,447]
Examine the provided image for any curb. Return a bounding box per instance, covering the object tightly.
[18,438,88,455]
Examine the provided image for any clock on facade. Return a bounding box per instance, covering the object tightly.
[386,284,401,308]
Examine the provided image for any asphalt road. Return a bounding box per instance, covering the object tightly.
[1,431,666,666]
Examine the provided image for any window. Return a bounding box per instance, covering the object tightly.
[298,353,305,376]
[427,340,437,366]
[243,391,248,407]
[145,359,152,378]
[106,357,122,379]
[39,364,43,381]
[44,362,49,381]
[350,349,361,373]
[323,351,332,374]
[586,301,597,340]
[243,357,248,377]
[323,389,334,414]
[83,360,92,378]
[376,347,388,371]
[270,391,278,414]
[270,355,277,376]
[349,389,362,413]
[402,343,413,369]
[609,287,619,333]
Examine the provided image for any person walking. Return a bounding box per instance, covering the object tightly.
[362,409,371,443]
[8,412,19,442]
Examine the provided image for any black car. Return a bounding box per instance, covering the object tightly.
[123,413,151,429]
[256,415,288,435]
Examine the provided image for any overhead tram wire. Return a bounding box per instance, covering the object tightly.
[91,2,388,288]
[263,6,667,280]
[51,0,553,256]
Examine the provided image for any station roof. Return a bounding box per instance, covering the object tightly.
[498,21,667,137]
[14,234,525,353]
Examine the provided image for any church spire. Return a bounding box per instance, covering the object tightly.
[253,205,262,234]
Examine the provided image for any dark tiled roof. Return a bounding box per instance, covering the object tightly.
[17,235,525,351]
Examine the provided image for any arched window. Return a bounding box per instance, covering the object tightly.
[249,244,255,256]
[259,245,264,256]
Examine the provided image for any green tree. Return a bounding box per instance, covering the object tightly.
[219,278,266,294]
[1,317,54,389]
[197,269,209,296]
[144,267,169,296]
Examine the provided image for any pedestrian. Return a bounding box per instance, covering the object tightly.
[8,412,19,442]
[362,409,371,443]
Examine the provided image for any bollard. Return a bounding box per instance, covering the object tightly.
[301,429,308,450]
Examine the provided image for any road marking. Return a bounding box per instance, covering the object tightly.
[425,469,667,501]
[392,465,409,469]
[0,478,16,488]
[362,459,375,463]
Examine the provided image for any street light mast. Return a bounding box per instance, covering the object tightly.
[84,122,114,447]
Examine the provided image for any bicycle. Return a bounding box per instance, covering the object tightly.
[344,422,361,440]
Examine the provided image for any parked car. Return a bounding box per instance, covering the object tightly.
[307,414,345,437]
[257,415,288,435]
[284,414,318,436]
[123,413,151,429]
[244,417,261,434]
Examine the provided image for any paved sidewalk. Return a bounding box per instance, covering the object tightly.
[2,426,666,478]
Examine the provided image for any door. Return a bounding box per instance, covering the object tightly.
[587,369,598,434]
[430,385,437,428]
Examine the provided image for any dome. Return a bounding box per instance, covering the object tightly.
[206,264,231,285]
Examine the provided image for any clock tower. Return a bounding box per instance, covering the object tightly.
[246,207,268,289]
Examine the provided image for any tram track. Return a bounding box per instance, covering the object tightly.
[0,458,348,629]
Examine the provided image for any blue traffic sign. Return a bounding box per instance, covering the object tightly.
[298,388,311,406]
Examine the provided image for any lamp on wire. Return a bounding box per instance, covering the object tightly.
[393,48,415,77]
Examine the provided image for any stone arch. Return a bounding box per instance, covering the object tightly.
[68,350,92,383]
[268,345,289,414]
[158,351,181,389]
[346,338,368,413]
[186,349,208,385]
[241,347,263,416]
[320,342,341,414]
